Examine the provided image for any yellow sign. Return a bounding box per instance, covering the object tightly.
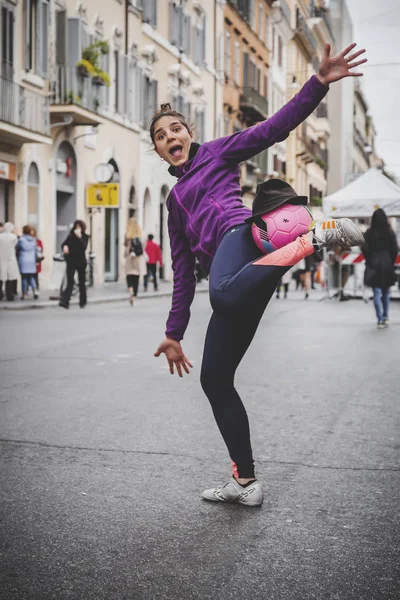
[87,183,119,208]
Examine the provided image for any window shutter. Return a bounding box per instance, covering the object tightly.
[117,53,127,115]
[136,68,144,126]
[41,0,49,76]
[182,13,191,55]
[25,0,31,70]
[35,0,42,75]
[56,10,67,66]
[170,2,180,47]
[67,18,82,67]
[243,52,249,86]
[144,0,157,26]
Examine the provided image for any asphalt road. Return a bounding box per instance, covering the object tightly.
[0,293,399,600]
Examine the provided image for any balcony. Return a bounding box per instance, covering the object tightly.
[312,7,335,42]
[295,9,317,58]
[315,102,331,137]
[298,123,328,170]
[49,66,105,127]
[240,86,269,123]
[0,76,51,147]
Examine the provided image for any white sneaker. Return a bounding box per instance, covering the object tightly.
[201,478,263,507]
[313,218,364,250]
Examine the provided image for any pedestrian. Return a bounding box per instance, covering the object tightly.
[16,225,39,299]
[144,234,163,292]
[59,220,88,309]
[30,227,44,290]
[125,217,145,305]
[362,208,398,329]
[276,267,293,299]
[0,222,19,301]
[152,43,366,506]
[303,255,312,299]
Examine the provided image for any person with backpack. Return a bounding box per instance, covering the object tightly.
[144,234,163,292]
[125,217,145,306]
[362,208,398,328]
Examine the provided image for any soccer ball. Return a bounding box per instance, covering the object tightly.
[251,203,314,253]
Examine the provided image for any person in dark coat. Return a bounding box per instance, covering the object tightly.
[362,208,398,328]
[59,220,89,309]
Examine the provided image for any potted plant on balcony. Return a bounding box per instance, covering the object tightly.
[76,40,110,84]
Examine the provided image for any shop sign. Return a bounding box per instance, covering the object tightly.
[0,160,15,181]
[87,183,120,208]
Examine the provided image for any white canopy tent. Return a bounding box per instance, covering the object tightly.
[323,168,400,218]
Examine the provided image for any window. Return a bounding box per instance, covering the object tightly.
[25,0,49,76]
[263,72,268,98]
[278,35,283,68]
[265,15,270,49]
[243,51,249,86]
[193,14,206,67]
[143,0,157,27]
[1,3,14,79]
[194,108,205,144]
[170,2,190,55]
[143,76,158,130]
[224,31,231,78]
[233,41,240,85]
[258,3,263,39]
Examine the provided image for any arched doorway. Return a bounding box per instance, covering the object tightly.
[27,163,40,229]
[56,142,77,252]
[159,185,169,280]
[143,188,152,235]
[104,159,120,281]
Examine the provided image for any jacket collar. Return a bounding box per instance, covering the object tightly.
[168,142,201,179]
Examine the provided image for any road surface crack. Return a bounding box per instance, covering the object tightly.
[0,438,399,472]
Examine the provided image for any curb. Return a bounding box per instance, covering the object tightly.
[0,286,209,311]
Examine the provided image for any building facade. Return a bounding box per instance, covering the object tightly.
[0,0,223,290]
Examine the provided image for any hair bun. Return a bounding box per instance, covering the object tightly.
[160,103,172,112]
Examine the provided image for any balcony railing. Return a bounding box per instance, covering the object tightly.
[295,9,317,55]
[240,86,269,122]
[313,7,335,41]
[0,76,50,136]
[50,66,106,114]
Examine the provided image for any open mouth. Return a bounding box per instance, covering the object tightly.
[169,145,184,159]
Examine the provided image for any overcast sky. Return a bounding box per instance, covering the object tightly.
[345,0,400,178]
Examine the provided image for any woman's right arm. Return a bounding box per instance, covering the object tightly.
[165,213,196,342]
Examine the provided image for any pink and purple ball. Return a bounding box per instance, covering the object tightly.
[251,203,314,253]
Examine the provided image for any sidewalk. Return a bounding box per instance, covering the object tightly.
[0,280,209,311]
[0,281,331,311]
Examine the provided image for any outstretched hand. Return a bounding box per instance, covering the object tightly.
[154,337,193,378]
[316,43,367,86]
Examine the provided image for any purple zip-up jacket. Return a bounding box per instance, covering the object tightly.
[165,75,328,341]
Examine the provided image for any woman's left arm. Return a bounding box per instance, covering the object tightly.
[207,43,366,163]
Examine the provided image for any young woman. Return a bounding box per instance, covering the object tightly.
[60,220,88,309]
[153,44,367,506]
[16,225,39,300]
[125,217,145,305]
[362,208,398,328]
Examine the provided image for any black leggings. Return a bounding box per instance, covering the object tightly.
[126,274,139,297]
[200,224,312,478]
